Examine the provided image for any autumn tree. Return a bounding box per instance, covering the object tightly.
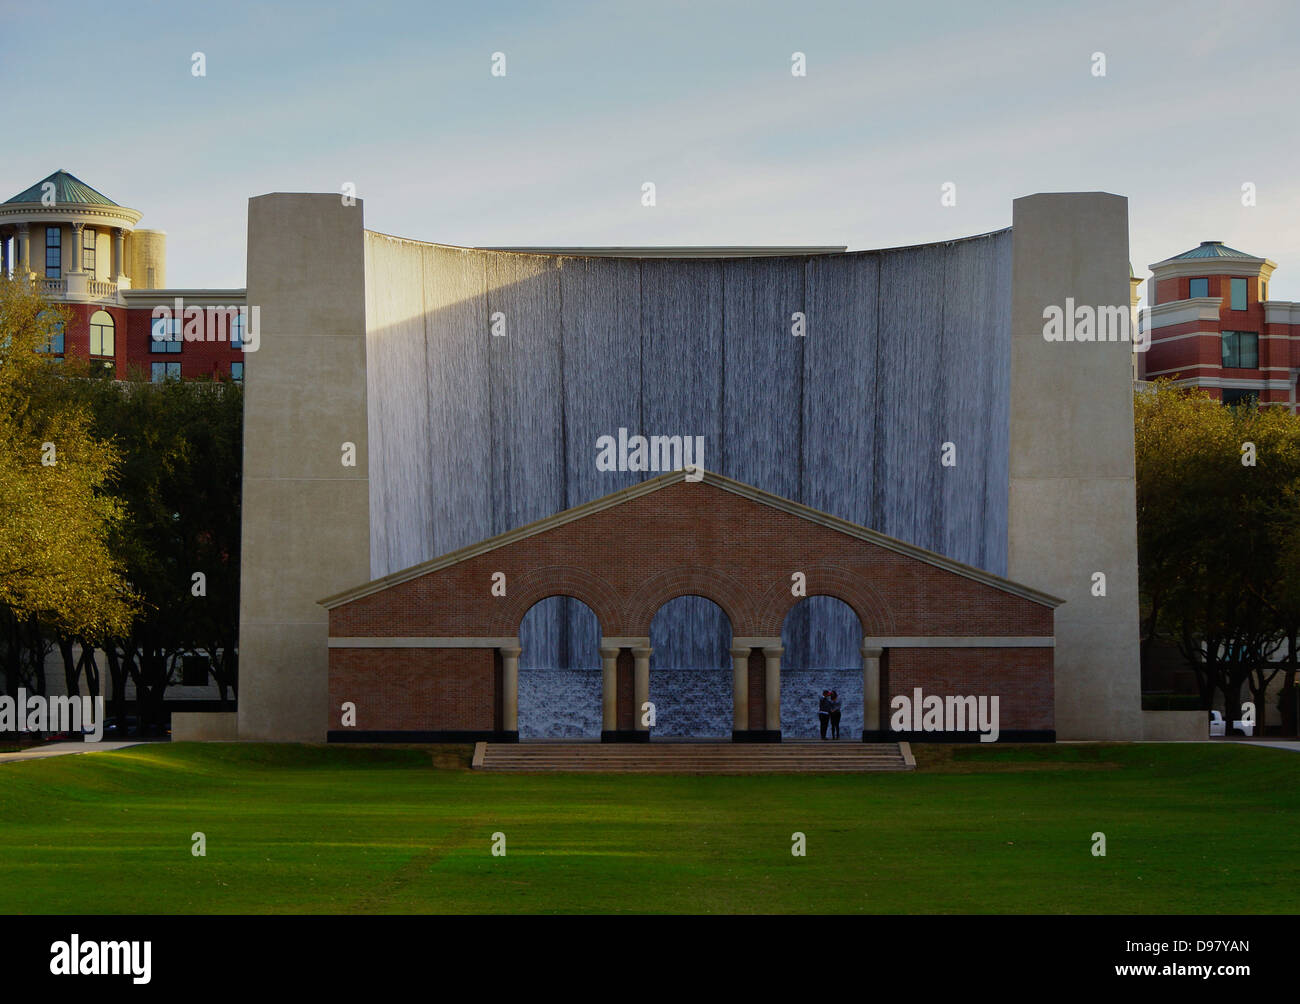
[0,277,137,700]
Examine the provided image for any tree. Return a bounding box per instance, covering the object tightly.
[1135,381,1300,731]
[0,277,136,701]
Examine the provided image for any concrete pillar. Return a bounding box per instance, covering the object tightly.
[633,646,652,734]
[1010,193,1140,739]
[861,645,883,737]
[762,646,783,735]
[16,224,29,275]
[113,228,126,279]
[599,645,620,734]
[730,645,751,737]
[500,644,521,735]
[70,222,83,273]
[238,194,369,742]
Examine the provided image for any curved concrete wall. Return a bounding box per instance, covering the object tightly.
[128,229,166,289]
[363,231,1012,670]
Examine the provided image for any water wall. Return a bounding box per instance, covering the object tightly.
[364,231,1012,726]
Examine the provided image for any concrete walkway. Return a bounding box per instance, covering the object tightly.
[0,741,145,765]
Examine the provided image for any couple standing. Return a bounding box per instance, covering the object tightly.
[818,690,841,740]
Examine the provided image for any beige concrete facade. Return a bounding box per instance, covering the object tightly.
[172,712,239,741]
[236,194,370,742]
[234,190,1159,741]
[1008,193,1144,739]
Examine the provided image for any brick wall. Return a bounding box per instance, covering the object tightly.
[329,648,496,732]
[326,479,1057,738]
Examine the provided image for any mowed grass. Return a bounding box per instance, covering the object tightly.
[0,741,1295,914]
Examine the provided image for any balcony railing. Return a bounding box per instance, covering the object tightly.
[22,274,119,302]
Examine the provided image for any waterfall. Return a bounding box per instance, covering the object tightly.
[366,232,1011,735]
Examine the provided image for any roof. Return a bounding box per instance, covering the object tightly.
[481,246,848,258]
[319,469,1064,610]
[4,170,119,207]
[1168,240,1257,260]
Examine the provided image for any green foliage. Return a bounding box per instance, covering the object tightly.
[1135,381,1300,725]
[0,279,136,648]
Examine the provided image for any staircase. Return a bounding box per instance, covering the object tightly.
[473,741,913,773]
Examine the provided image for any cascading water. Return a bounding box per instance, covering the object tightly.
[366,231,1011,736]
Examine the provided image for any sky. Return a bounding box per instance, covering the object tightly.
[2,0,1298,301]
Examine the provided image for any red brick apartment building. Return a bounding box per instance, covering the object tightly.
[1140,241,1300,408]
[0,170,246,382]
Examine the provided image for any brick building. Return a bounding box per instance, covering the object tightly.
[0,170,247,382]
[1139,241,1300,408]
[322,471,1061,743]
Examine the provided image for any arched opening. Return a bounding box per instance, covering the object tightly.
[649,594,732,737]
[517,595,602,739]
[780,595,864,739]
[88,310,115,377]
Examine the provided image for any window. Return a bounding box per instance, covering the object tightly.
[45,227,61,279]
[1222,389,1258,407]
[36,312,64,354]
[1231,277,1248,311]
[82,229,96,272]
[150,317,183,353]
[231,361,244,382]
[88,310,114,357]
[1189,277,1208,298]
[230,310,245,349]
[181,655,210,687]
[1222,331,1258,369]
[151,361,182,382]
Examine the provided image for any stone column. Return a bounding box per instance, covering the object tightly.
[730,645,751,737]
[70,222,83,272]
[0,235,7,278]
[599,645,620,735]
[16,224,29,276]
[500,644,521,736]
[633,646,652,736]
[762,646,783,735]
[113,228,126,279]
[862,645,883,738]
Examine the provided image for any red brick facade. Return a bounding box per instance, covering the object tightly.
[1144,252,1300,409]
[325,475,1058,741]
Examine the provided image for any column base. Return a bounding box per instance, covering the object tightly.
[732,729,782,743]
[601,730,650,743]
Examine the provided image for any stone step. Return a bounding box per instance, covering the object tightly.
[474,741,913,773]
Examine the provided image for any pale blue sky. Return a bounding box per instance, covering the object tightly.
[2,0,1297,299]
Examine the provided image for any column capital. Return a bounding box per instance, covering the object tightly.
[729,645,753,659]
[861,645,883,659]
[598,646,621,660]
[498,645,522,658]
[71,220,84,232]
[16,222,29,234]
[761,646,784,658]
[632,646,653,658]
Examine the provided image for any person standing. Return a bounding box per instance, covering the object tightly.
[818,690,832,740]
[829,690,842,740]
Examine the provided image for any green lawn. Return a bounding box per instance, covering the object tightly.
[0,742,1294,913]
